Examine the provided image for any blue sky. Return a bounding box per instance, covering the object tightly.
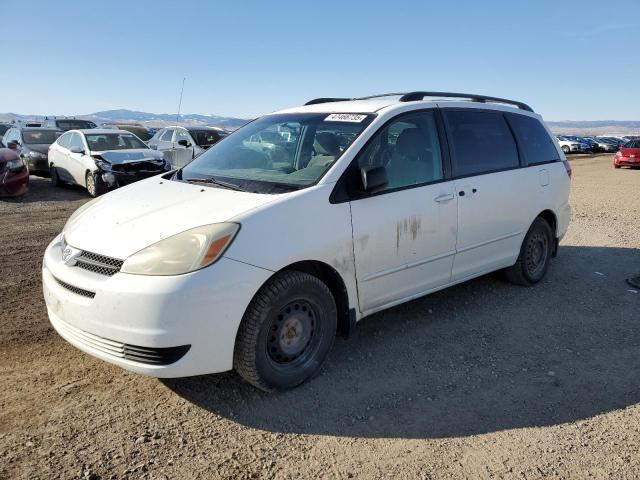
[2,0,639,120]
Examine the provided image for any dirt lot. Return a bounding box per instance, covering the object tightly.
[1,154,639,480]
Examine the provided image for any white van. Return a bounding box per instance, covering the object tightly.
[43,92,572,391]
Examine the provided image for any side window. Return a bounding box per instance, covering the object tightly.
[57,131,72,148]
[69,133,85,151]
[160,129,174,142]
[507,114,559,165]
[444,110,519,177]
[175,130,190,143]
[358,111,443,191]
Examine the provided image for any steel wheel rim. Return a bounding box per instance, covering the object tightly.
[267,300,317,366]
[525,231,548,277]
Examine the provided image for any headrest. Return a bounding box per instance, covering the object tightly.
[314,132,340,156]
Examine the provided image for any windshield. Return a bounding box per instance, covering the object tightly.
[23,130,60,144]
[189,129,227,146]
[179,113,374,192]
[57,120,96,130]
[85,133,148,151]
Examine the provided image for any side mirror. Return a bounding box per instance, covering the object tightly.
[177,139,191,148]
[70,146,84,154]
[360,166,388,193]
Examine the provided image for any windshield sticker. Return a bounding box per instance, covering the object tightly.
[324,113,367,123]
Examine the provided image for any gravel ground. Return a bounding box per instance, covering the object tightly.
[1,155,639,480]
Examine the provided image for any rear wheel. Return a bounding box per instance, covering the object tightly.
[505,217,553,286]
[234,271,337,391]
[85,171,106,197]
[50,165,61,187]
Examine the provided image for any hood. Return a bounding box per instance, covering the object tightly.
[64,177,280,259]
[24,144,51,154]
[91,148,164,164]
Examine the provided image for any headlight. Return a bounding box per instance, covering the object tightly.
[94,158,111,171]
[28,151,46,159]
[63,196,105,233]
[121,223,240,276]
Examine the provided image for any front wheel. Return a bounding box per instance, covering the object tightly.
[561,145,570,154]
[234,271,337,391]
[85,171,106,197]
[505,217,553,286]
[50,165,61,187]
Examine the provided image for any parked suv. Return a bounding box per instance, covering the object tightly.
[43,92,571,391]
[2,127,61,175]
[148,126,229,168]
[42,118,97,131]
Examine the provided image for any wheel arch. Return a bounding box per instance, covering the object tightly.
[537,209,557,237]
[279,260,354,338]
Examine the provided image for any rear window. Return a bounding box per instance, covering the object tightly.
[57,120,97,130]
[507,114,559,165]
[444,110,519,177]
[23,130,60,145]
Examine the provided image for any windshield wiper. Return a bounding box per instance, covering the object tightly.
[182,176,247,192]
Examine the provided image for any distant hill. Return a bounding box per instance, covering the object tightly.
[88,109,249,130]
[0,109,249,131]
[2,110,639,136]
[547,120,640,136]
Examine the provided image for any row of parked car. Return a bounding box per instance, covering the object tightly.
[555,134,637,154]
[0,118,230,197]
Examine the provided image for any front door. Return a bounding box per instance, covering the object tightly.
[174,129,195,168]
[349,110,458,313]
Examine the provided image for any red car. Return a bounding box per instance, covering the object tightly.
[0,148,29,197]
[615,140,640,168]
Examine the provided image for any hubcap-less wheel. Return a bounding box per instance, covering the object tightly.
[268,300,316,364]
[525,231,549,278]
[234,270,337,391]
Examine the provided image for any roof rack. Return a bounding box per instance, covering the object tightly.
[303,91,533,112]
[399,91,533,112]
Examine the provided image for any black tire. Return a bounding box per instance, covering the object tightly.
[85,171,106,197]
[234,270,337,391]
[614,164,621,169]
[561,145,570,154]
[50,165,61,187]
[505,217,553,286]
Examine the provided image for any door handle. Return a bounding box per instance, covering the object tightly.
[434,193,455,203]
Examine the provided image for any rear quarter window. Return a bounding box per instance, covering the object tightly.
[444,110,519,177]
[506,113,559,165]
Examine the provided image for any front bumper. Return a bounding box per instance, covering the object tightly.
[43,235,272,377]
[615,156,639,166]
[0,167,29,197]
[25,155,48,173]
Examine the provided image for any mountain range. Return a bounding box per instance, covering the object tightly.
[1,110,639,135]
[0,109,249,130]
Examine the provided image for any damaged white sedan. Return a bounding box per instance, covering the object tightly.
[43,92,571,391]
[48,129,170,196]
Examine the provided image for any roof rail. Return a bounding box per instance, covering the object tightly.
[305,97,351,106]
[399,91,533,112]
[304,93,406,106]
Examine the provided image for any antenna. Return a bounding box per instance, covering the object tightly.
[176,77,186,125]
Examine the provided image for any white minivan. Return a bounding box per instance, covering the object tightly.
[43,92,571,391]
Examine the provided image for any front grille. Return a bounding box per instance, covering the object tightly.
[75,251,123,276]
[110,161,165,174]
[54,276,96,298]
[54,318,190,366]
